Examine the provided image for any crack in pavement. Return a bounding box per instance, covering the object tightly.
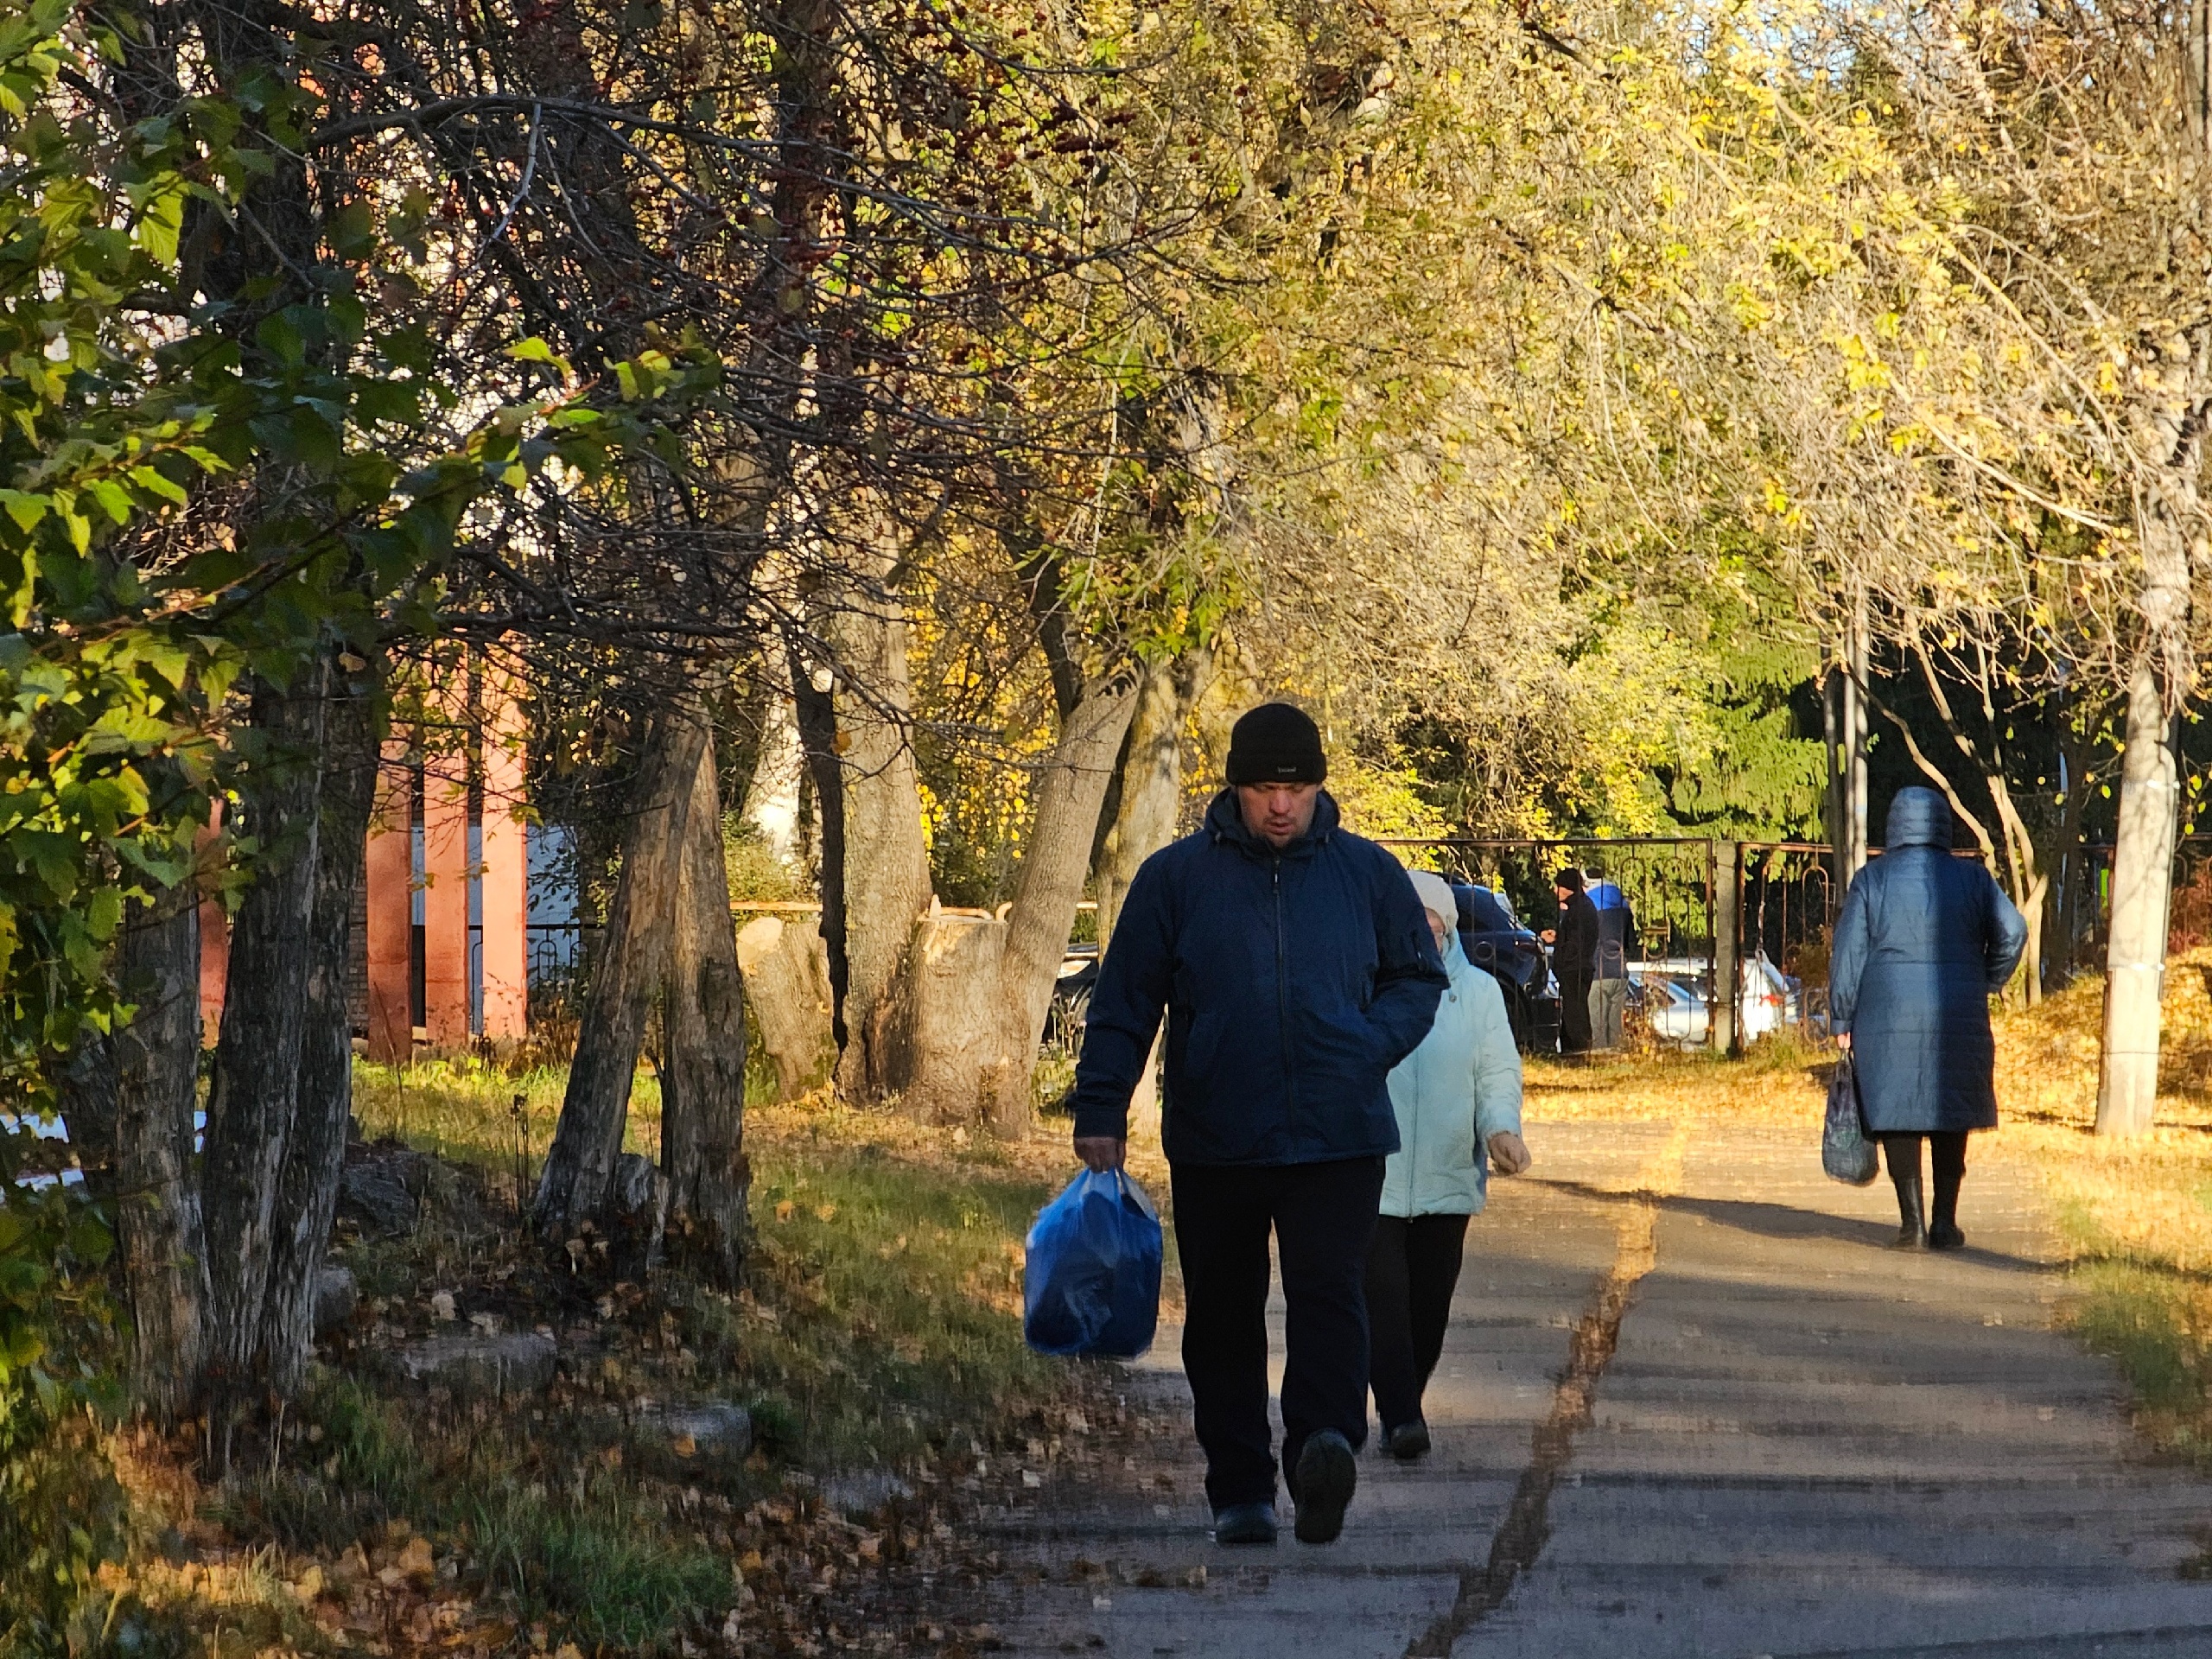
[1404,1124,1689,1658]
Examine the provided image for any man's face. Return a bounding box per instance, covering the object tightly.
[1236,781,1321,849]
[1556,885,1574,905]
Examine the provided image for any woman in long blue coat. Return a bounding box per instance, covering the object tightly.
[1829,788,2027,1250]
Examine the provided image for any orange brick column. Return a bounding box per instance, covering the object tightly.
[480,669,529,1044]
[365,740,415,1065]
[421,738,472,1050]
[197,801,227,1045]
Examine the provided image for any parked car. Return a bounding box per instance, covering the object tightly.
[1631,971,1709,1048]
[1045,946,1098,1058]
[1452,882,1560,1055]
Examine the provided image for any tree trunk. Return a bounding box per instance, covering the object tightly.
[258,667,379,1397]
[1091,648,1210,1135]
[828,551,933,1101]
[734,914,836,1097]
[791,641,849,1044]
[661,732,751,1286]
[2050,708,2101,983]
[112,880,209,1426]
[879,908,1010,1124]
[884,679,1139,1130]
[200,665,327,1450]
[992,679,1141,1128]
[2098,655,2180,1135]
[1096,652,1207,948]
[535,702,711,1235]
[742,684,805,868]
[54,1037,118,1203]
[2098,322,2206,1134]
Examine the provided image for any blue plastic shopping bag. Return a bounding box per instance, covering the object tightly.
[1022,1169,1163,1359]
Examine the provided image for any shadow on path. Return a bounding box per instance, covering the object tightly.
[1522,1176,2050,1275]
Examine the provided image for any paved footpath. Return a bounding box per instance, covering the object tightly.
[980,1120,2212,1657]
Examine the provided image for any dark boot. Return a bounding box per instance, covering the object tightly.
[1929,1136,1967,1250]
[1928,1185,1966,1249]
[1889,1175,1926,1250]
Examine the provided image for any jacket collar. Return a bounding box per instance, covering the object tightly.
[1204,786,1342,860]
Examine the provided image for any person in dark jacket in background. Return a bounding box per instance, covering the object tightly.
[1586,869,1637,1052]
[1068,702,1447,1548]
[1542,868,1599,1055]
[1829,788,2028,1250]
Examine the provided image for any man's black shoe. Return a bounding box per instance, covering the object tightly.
[1383,1421,1431,1461]
[1212,1502,1278,1545]
[1292,1430,1357,1543]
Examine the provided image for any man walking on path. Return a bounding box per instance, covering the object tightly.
[1067,702,1447,1548]
[1543,868,1599,1055]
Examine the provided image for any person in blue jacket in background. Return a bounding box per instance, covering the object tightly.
[1584,868,1637,1052]
[1067,702,1447,1548]
[1366,872,1532,1459]
[1829,788,2027,1250]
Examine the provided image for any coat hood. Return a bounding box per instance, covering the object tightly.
[1885,786,1953,849]
[1203,785,1341,855]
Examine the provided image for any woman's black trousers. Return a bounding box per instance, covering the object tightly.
[1364,1212,1471,1434]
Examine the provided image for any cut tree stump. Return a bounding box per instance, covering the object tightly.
[735,915,836,1099]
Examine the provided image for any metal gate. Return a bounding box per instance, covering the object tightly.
[1376,837,1723,1052]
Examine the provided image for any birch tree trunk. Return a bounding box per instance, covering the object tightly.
[742,686,805,868]
[259,668,378,1395]
[2097,322,2207,1135]
[2099,656,2181,1135]
[536,702,711,1234]
[200,665,327,1454]
[661,733,750,1286]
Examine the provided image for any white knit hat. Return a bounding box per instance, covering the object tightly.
[1408,869,1458,927]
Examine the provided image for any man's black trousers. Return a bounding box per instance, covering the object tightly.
[1364,1211,1470,1434]
[1169,1156,1386,1510]
[1558,969,1594,1052]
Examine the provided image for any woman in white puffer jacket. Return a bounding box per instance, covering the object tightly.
[1366,870,1531,1460]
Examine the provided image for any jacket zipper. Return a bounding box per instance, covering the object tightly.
[1274,857,1298,1147]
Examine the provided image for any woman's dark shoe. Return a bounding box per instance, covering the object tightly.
[1292,1430,1357,1543]
[1211,1502,1279,1546]
[1927,1221,1967,1251]
[1383,1421,1431,1461]
[1889,1174,1927,1249]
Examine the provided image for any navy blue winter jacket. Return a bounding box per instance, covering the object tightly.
[1070,789,1449,1166]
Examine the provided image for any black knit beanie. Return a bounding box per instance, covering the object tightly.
[1554,867,1584,892]
[1225,702,1327,785]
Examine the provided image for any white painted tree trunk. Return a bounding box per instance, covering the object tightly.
[743,686,805,867]
[2097,321,2205,1135]
[2097,657,2179,1136]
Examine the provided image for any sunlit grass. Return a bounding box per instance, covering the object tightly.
[352,1058,664,1173]
[344,1059,1083,1474]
